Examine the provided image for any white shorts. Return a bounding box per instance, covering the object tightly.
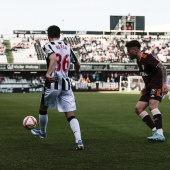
[42,88,76,112]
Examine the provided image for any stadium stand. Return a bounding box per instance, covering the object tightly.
[10,37,46,64]
[74,36,170,63]
[0,38,7,64]
[1,32,170,93]
[7,35,170,65]
[34,39,46,61]
[0,55,7,64]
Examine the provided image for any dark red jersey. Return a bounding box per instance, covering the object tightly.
[137,53,162,88]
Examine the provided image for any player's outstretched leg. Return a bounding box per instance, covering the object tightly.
[76,140,84,150]
[31,129,46,140]
[31,110,48,140]
[147,132,165,142]
[148,109,165,142]
[67,115,84,150]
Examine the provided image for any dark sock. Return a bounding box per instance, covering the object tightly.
[142,115,155,130]
[153,114,162,129]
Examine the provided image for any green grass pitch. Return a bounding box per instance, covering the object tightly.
[0,92,170,170]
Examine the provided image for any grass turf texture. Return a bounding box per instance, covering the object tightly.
[0,92,170,170]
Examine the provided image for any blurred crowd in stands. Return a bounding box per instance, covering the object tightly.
[10,36,36,51]
[30,76,45,88]
[69,36,170,63]
[71,71,138,84]
[0,38,6,55]
[5,33,170,64]
[0,33,170,84]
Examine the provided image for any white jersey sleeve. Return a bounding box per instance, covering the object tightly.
[42,43,55,58]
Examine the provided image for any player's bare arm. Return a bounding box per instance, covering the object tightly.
[157,63,168,94]
[74,61,80,74]
[46,53,57,82]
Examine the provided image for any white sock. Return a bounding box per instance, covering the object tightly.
[39,114,48,134]
[152,127,156,132]
[157,129,163,136]
[69,118,82,143]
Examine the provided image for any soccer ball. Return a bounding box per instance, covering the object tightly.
[23,116,37,130]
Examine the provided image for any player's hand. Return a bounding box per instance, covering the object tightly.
[162,83,168,94]
[141,88,146,95]
[46,74,58,83]
[75,68,80,74]
[75,62,80,74]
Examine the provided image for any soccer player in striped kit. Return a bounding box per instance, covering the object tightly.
[125,40,168,142]
[31,25,84,150]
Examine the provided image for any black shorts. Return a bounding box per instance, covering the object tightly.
[139,87,163,103]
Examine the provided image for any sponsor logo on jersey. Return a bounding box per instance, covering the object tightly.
[151,89,156,95]
[156,88,161,97]
[141,53,147,58]
[140,72,148,76]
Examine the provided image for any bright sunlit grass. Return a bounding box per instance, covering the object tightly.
[0,92,169,170]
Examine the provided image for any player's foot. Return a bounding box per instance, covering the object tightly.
[31,129,46,140]
[76,140,84,150]
[147,133,165,142]
[152,130,157,135]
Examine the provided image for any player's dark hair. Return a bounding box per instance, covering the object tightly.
[47,25,60,38]
[125,40,141,48]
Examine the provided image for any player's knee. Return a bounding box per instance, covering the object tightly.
[149,105,157,111]
[135,106,143,115]
[148,100,159,111]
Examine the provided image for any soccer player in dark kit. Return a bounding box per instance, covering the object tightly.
[125,40,168,142]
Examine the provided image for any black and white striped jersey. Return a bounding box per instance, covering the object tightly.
[42,40,78,90]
